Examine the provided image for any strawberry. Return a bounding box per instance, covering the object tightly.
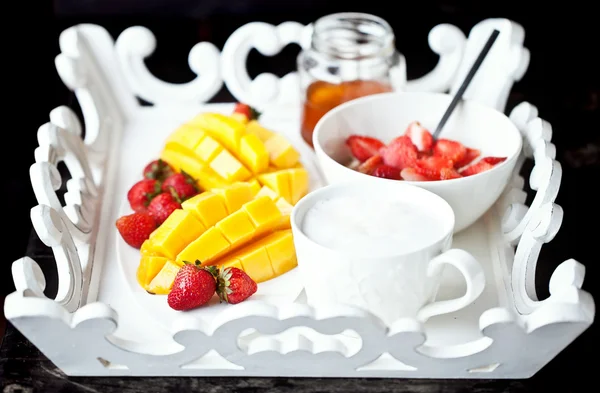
[372,164,402,180]
[346,135,386,162]
[440,167,463,180]
[433,139,467,164]
[404,121,434,152]
[357,154,383,174]
[167,260,218,311]
[380,135,418,169]
[400,168,435,181]
[481,156,507,165]
[454,147,481,169]
[233,103,261,121]
[415,155,454,179]
[162,171,200,201]
[115,212,157,248]
[459,160,495,176]
[127,179,161,213]
[216,267,257,304]
[147,192,181,225]
[143,159,175,181]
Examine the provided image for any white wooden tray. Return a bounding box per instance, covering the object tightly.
[4,18,595,379]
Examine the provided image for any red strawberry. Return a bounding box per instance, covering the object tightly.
[346,135,386,162]
[127,179,161,213]
[459,161,495,176]
[440,167,463,180]
[405,121,434,152]
[147,192,181,225]
[415,156,454,179]
[167,260,218,311]
[380,135,418,169]
[162,171,200,201]
[233,103,261,121]
[216,267,257,304]
[481,156,507,165]
[454,147,481,169]
[143,159,175,181]
[372,164,402,180]
[357,154,383,174]
[433,139,467,164]
[400,168,435,181]
[115,212,157,248]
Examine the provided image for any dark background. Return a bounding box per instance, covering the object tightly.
[3,0,599,391]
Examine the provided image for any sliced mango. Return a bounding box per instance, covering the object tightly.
[255,185,280,201]
[176,196,284,265]
[148,209,206,260]
[160,148,228,190]
[231,112,249,124]
[194,134,223,162]
[288,167,309,204]
[177,226,231,265]
[140,240,163,257]
[147,260,183,295]
[263,134,300,169]
[165,125,206,154]
[188,113,246,153]
[209,149,252,182]
[239,133,269,174]
[257,171,291,204]
[247,179,262,196]
[181,191,228,228]
[212,182,254,214]
[217,229,297,283]
[137,256,169,289]
[246,120,275,142]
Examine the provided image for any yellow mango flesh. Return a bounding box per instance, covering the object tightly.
[147,260,184,294]
[188,113,246,153]
[263,133,300,169]
[176,196,285,265]
[147,209,206,260]
[239,133,269,174]
[137,256,170,289]
[246,120,275,142]
[160,148,228,190]
[218,229,297,283]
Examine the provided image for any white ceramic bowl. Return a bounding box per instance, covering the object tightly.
[313,92,523,232]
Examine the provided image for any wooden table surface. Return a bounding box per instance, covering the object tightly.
[2,4,598,392]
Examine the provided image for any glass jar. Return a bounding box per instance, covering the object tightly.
[297,12,404,147]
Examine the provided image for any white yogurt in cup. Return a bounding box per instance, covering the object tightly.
[291,180,486,326]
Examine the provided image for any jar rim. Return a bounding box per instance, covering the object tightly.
[311,12,395,60]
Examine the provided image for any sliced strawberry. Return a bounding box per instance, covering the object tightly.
[459,161,494,176]
[405,121,434,152]
[415,156,454,179]
[454,147,481,169]
[380,135,418,169]
[357,154,383,174]
[372,164,402,180]
[433,139,467,164]
[481,156,507,165]
[400,168,435,181]
[440,167,463,180]
[346,135,386,162]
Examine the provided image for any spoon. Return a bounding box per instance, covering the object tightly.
[432,29,501,140]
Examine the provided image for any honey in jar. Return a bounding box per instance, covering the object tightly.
[297,12,404,147]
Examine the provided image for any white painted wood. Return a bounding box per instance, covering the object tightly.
[5,21,594,379]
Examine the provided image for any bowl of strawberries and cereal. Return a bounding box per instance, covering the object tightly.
[312,91,523,232]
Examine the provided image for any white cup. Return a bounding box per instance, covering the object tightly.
[290,180,486,325]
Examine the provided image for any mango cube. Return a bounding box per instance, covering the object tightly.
[216,210,256,247]
[140,240,163,257]
[194,135,223,162]
[246,120,275,142]
[147,260,183,294]
[221,258,243,271]
[160,148,228,190]
[188,113,246,152]
[288,167,309,204]
[148,209,206,260]
[239,133,269,174]
[264,134,300,169]
[255,185,279,201]
[212,183,254,214]
[137,256,169,289]
[177,227,231,265]
[275,197,293,215]
[247,179,262,196]
[242,196,283,230]
[209,149,252,182]
[234,246,275,283]
[181,191,228,228]
[257,171,291,204]
[165,125,206,153]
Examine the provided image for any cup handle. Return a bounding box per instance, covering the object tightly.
[416,249,486,323]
